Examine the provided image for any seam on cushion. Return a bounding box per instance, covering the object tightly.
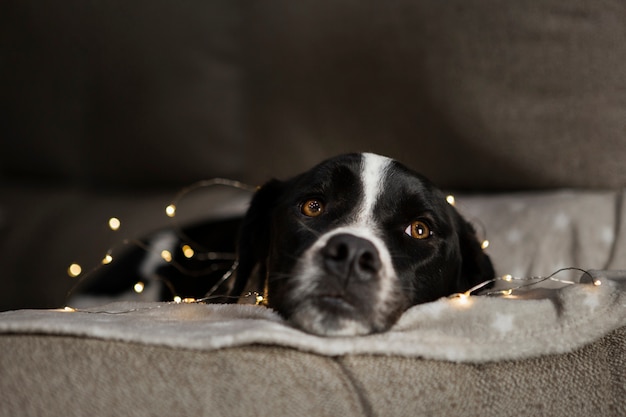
[333,357,376,417]
[603,188,624,269]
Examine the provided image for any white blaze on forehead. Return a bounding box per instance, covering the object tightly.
[357,153,392,225]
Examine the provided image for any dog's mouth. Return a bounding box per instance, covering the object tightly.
[316,294,356,313]
[285,291,374,336]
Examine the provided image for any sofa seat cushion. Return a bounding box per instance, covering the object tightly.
[1,270,625,417]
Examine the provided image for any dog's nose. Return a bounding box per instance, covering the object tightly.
[322,234,382,281]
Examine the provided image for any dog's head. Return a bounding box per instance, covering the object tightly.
[232,153,494,336]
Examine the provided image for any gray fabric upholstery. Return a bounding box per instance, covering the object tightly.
[1,330,624,417]
[244,1,626,189]
[2,1,626,189]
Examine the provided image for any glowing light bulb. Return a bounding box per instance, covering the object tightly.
[63,306,76,312]
[173,296,182,303]
[182,298,196,303]
[108,217,121,231]
[593,279,602,286]
[133,282,145,294]
[446,195,456,206]
[165,204,176,217]
[457,295,470,306]
[481,240,490,250]
[102,254,113,264]
[161,250,172,262]
[502,274,513,282]
[450,292,472,307]
[255,294,265,305]
[67,263,82,278]
[182,245,194,258]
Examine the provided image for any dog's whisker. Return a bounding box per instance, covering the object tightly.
[294,218,324,238]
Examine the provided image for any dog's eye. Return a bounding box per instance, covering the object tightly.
[301,199,325,217]
[405,220,432,239]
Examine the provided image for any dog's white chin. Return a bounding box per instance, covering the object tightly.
[289,306,373,337]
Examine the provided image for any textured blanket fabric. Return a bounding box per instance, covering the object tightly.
[1,271,625,362]
[1,270,625,416]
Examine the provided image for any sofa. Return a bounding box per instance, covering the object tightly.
[1,0,625,415]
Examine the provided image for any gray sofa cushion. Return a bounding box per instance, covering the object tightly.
[245,1,626,190]
[1,330,624,417]
[3,0,626,190]
[2,268,625,417]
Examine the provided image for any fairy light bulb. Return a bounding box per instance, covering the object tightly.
[481,240,490,250]
[255,294,265,305]
[102,254,113,264]
[173,296,182,303]
[161,250,172,263]
[165,204,176,217]
[67,263,82,278]
[446,195,456,206]
[108,217,121,231]
[452,292,472,307]
[182,245,194,258]
[593,279,602,286]
[133,282,145,294]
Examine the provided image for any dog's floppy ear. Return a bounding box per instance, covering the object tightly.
[455,214,495,290]
[230,179,284,298]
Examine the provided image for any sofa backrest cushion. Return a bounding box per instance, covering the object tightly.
[2,0,625,190]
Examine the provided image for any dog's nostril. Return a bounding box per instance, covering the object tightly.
[358,251,380,273]
[325,241,349,261]
[322,234,382,280]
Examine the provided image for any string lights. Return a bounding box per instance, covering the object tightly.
[444,193,600,302]
[64,189,601,314]
[163,178,256,224]
[65,178,257,307]
[449,267,602,304]
[447,193,490,250]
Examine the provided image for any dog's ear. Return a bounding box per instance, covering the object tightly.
[230,179,284,298]
[455,214,495,290]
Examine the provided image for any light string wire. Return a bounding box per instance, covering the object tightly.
[444,194,490,250]
[163,178,258,301]
[443,195,602,301]
[65,178,258,307]
[164,178,257,254]
[448,267,601,302]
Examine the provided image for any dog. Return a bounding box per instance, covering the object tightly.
[72,153,494,336]
[231,152,494,336]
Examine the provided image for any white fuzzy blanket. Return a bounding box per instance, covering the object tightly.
[1,270,624,363]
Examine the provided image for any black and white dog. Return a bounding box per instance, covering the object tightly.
[232,152,494,336]
[74,153,494,336]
